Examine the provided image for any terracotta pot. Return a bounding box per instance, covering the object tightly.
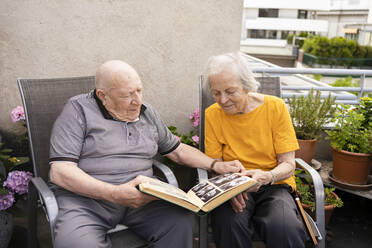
[332,147,371,185]
[295,139,318,165]
[301,191,338,226]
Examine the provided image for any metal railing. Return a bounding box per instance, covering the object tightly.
[251,67,372,105]
[302,52,372,69]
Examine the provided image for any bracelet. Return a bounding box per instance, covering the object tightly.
[209,160,218,172]
[269,171,276,185]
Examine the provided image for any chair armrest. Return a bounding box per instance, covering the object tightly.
[295,158,325,246]
[196,168,208,182]
[29,177,59,227]
[28,177,59,247]
[152,160,179,187]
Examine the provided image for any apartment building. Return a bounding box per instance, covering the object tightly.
[316,0,372,45]
[242,0,329,46]
[241,0,330,65]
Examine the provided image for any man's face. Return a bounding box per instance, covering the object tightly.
[101,73,143,122]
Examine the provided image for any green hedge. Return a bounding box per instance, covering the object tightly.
[302,36,372,59]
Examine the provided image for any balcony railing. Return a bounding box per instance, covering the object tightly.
[251,67,372,104]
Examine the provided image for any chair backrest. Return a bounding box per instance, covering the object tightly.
[198,75,281,152]
[18,76,95,181]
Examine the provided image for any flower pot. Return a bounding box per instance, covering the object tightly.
[301,191,338,226]
[332,147,371,185]
[295,139,318,165]
[0,211,13,248]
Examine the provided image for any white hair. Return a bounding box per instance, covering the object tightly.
[204,52,260,92]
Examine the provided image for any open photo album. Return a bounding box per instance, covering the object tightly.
[137,173,258,213]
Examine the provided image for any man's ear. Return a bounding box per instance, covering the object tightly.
[96,89,106,103]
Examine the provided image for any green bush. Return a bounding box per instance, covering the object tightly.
[329,76,360,96]
[287,89,336,140]
[302,35,372,64]
[287,32,310,48]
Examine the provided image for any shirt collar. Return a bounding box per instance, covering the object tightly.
[93,89,146,121]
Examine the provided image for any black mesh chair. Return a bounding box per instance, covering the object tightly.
[196,76,326,248]
[18,76,178,248]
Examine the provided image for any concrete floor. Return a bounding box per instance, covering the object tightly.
[8,188,372,248]
[326,190,372,248]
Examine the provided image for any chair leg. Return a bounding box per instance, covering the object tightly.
[198,215,209,248]
[28,183,39,248]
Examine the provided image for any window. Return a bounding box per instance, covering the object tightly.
[298,10,308,19]
[267,30,277,39]
[258,9,279,18]
[248,30,278,39]
[281,31,290,40]
[249,29,266,39]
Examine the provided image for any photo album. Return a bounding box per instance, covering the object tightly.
[137,173,258,213]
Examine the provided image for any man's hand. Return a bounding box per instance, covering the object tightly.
[230,192,248,213]
[110,176,157,208]
[242,169,272,185]
[213,160,245,174]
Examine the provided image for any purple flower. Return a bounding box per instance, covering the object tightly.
[10,106,25,123]
[192,135,199,144]
[0,193,15,211]
[3,170,33,195]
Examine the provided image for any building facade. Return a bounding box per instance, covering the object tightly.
[316,0,372,45]
[242,0,329,46]
[241,0,329,59]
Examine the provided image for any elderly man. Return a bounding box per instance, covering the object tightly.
[49,60,244,248]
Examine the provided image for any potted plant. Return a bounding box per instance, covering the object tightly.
[326,97,372,185]
[0,141,31,248]
[287,89,336,164]
[295,171,343,226]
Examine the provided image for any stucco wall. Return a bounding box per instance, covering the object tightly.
[0,0,243,135]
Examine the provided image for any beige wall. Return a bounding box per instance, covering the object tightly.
[0,0,243,134]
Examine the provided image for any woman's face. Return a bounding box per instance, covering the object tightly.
[209,68,249,115]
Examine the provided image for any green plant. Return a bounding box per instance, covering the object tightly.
[287,89,336,140]
[0,105,31,214]
[168,108,199,148]
[356,97,372,130]
[312,74,323,81]
[164,109,199,170]
[295,171,343,212]
[326,102,372,154]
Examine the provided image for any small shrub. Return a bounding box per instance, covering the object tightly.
[287,89,336,140]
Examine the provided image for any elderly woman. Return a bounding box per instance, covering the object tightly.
[204,52,306,248]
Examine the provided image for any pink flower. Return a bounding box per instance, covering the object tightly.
[10,106,25,123]
[192,135,199,144]
[193,120,199,127]
[175,135,181,142]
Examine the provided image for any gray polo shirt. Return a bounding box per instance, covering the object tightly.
[49,90,180,185]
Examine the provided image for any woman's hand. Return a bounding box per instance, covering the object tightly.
[242,169,273,185]
[230,192,248,213]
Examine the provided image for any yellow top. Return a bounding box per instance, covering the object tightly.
[205,95,298,189]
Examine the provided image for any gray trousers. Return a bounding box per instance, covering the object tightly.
[211,184,306,248]
[53,189,194,248]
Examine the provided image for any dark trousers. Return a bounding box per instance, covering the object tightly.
[211,184,306,248]
[53,189,194,248]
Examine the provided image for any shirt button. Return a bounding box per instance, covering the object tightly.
[129,132,132,136]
